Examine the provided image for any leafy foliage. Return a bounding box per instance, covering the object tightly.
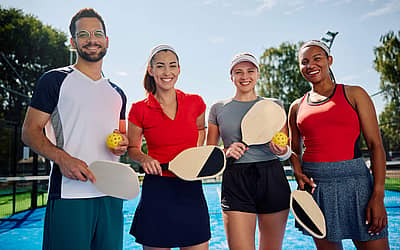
[0,7,69,123]
[374,31,400,151]
[257,41,310,111]
[379,103,400,151]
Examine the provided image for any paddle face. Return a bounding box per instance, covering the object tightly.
[162,146,226,181]
[290,190,326,239]
[241,99,286,145]
[89,160,140,200]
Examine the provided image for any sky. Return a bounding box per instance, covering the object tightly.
[1,0,399,116]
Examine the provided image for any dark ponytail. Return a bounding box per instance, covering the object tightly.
[143,70,156,95]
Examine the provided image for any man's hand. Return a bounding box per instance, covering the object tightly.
[58,156,96,183]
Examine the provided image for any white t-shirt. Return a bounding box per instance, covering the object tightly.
[30,66,127,199]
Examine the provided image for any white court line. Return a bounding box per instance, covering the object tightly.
[0,176,49,182]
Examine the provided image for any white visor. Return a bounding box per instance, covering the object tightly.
[148,44,178,63]
[300,40,330,56]
[229,52,259,74]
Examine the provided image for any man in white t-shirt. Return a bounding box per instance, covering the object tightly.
[22,8,128,250]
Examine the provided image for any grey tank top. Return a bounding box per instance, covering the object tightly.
[208,97,282,163]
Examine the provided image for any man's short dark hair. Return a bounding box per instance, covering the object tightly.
[69,8,106,38]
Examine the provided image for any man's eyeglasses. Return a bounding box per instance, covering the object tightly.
[75,30,106,40]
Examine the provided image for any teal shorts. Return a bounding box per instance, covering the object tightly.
[43,196,123,250]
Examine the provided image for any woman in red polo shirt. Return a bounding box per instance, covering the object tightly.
[127,44,210,249]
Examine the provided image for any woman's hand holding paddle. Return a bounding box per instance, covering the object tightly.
[226,142,247,160]
[141,155,162,176]
[294,171,316,194]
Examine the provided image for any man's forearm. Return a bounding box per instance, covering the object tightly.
[22,128,69,165]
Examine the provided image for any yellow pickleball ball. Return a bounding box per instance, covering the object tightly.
[272,132,288,147]
[106,132,123,149]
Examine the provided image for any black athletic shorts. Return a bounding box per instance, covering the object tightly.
[221,159,291,214]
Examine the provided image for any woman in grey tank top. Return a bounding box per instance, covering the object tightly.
[207,52,291,250]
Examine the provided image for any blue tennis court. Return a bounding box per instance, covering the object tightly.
[0,181,399,249]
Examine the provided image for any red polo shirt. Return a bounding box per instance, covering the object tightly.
[128,89,206,176]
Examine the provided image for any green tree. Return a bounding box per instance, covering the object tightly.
[0,7,69,176]
[374,31,400,151]
[257,41,310,111]
[0,7,69,123]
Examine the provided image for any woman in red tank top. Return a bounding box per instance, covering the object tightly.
[288,40,389,249]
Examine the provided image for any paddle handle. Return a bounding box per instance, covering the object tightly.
[226,140,249,166]
[160,163,169,171]
[304,183,313,194]
[138,163,169,173]
[226,157,235,166]
[240,140,249,148]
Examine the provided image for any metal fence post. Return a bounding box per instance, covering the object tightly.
[31,153,38,209]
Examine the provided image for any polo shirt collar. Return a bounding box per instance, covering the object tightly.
[146,89,184,109]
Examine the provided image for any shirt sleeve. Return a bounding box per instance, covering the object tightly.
[128,102,143,128]
[195,95,206,117]
[109,81,127,120]
[208,102,221,125]
[30,70,66,114]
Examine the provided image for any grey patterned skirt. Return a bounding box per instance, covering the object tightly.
[297,158,388,242]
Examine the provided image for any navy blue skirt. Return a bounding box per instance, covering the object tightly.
[297,158,388,242]
[130,174,211,247]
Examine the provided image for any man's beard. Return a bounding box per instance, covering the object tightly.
[76,43,107,62]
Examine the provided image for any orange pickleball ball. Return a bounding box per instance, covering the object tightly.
[272,132,288,147]
[106,132,123,149]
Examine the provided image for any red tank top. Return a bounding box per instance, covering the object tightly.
[297,84,361,162]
